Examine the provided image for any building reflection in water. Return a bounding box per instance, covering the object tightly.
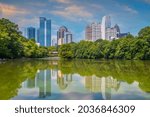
[85,76,120,100]
[22,69,120,99]
[57,70,73,90]
[22,70,51,98]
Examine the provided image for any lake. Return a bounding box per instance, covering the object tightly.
[0,59,150,100]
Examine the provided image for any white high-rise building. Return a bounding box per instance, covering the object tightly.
[85,22,101,41]
[57,26,73,45]
[101,16,111,40]
[91,22,101,41]
[85,15,127,41]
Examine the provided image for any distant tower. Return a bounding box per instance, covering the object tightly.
[101,16,111,40]
[114,24,120,33]
[27,27,36,40]
[57,26,73,45]
[85,25,92,41]
[85,22,101,41]
[39,17,51,47]
[114,24,121,39]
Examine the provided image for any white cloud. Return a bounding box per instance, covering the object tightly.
[52,23,59,31]
[123,5,138,14]
[51,5,93,21]
[50,0,71,4]
[0,3,29,17]
[90,4,103,10]
[17,17,39,27]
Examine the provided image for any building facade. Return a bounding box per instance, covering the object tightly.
[85,22,101,41]
[85,25,92,41]
[85,15,128,41]
[27,27,36,40]
[105,24,120,40]
[101,15,111,40]
[39,17,51,47]
[57,26,73,45]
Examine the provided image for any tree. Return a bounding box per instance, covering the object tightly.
[0,18,24,58]
[59,44,74,59]
[138,26,150,40]
[0,18,49,59]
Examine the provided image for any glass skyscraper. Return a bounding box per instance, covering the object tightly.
[101,15,111,40]
[57,26,73,45]
[39,17,51,47]
[27,27,36,39]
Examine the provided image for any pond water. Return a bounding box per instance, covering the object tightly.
[0,59,150,100]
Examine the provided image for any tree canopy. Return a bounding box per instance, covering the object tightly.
[0,18,49,59]
[59,27,150,60]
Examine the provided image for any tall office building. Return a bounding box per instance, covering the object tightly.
[57,26,73,45]
[27,27,36,39]
[85,22,101,41]
[85,15,127,41]
[105,24,121,40]
[39,17,51,47]
[85,25,92,41]
[64,32,73,43]
[101,15,111,40]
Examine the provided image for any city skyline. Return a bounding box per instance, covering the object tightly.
[0,0,150,42]
[85,16,127,41]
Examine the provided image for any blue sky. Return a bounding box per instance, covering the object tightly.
[0,0,150,42]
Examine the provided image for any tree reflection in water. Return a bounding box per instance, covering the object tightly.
[0,59,150,100]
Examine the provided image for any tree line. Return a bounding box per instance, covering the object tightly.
[59,27,150,60]
[0,18,150,60]
[0,18,57,59]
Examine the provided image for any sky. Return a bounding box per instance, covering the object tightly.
[0,0,150,42]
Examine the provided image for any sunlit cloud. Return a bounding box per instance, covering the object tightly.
[17,17,39,27]
[51,5,93,21]
[0,3,28,17]
[123,5,138,14]
[90,4,103,10]
[50,0,71,4]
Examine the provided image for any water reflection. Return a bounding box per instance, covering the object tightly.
[17,69,121,100]
[22,70,51,98]
[84,76,120,100]
[57,70,73,90]
[0,59,150,100]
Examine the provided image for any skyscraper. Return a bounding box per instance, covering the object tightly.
[101,15,111,40]
[27,27,36,40]
[39,17,51,47]
[57,26,73,45]
[85,15,127,41]
[85,22,101,41]
[64,32,73,43]
[85,25,92,41]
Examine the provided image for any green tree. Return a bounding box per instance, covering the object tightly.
[59,44,74,59]
[0,18,24,58]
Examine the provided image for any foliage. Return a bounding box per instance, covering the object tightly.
[1,18,150,60]
[1,59,150,99]
[59,27,150,60]
[0,18,24,58]
[58,43,74,59]
[0,18,49,58]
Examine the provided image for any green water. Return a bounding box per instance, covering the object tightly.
[0,59,150,100]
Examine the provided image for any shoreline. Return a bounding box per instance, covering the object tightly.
[1,57,150,61]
